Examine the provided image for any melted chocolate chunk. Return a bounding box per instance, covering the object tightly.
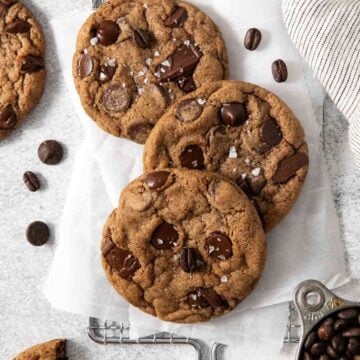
[261,118,282,147]
[205,232,233,260]
[98,64,116,83]
[180,145,205,169]
[220,103,248,126]
[0,106,16,129]
[151,222,179,249]
[19,55,44,73]
[175,99,203,122]
[273,153,309,184]
[144,171,170,189]
[103,83,132,112]
[164,7,188,28]
[188,288,226,308]
[6,19,30,33]
[78,52,93,79]
[96,20,119,46]
[180,247,205,273]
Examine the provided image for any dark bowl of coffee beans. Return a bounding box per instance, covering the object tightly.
[294,280,360,360]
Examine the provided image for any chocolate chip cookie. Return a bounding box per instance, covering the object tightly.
[73,0,228,143]
[0,0,45,140]
[143,81,309,231]
[13,339,67,360]
[101,169,266,323]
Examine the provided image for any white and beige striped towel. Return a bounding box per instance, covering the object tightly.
[282,0,360,165]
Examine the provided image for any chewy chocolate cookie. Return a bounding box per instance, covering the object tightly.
[143,81,309,231]
[13,339,67,360]
[73,0,228,143]
[0,0,45,140]
[101,169,266,323]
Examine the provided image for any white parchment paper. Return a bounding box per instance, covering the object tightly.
[44,0,349,352]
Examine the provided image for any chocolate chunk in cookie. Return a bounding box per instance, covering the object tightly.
[6,19,30,33]
[0,106,17,130]
[13,339,67,360]
[73,0,228,143]
[101,169,266,323]
[143,81,309,231]
[19,55,44,73]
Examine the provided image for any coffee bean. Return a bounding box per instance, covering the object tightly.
[331,334,347,353]
[323,318,335,325]
[98,63,116,83]
[338,357,350,360]
[303,352,313,360]
[38,140,64,165]
[188,289,210,308]
[273,152,309,184]
[326,345,338,359]
[23,171,40,192]
[319,355,330,360]
[104,240,140,280]
[318,324,334,341]
[244,28,262,50]
[343,327,360,337]
[175,99,203,122]
[78,52,93,79]
[157,40,202,83]
[310,342,327,356]
[338,309,359,320]
[103,83,132,112]
[96,20,119,46]
[220,103,248,127]
[261,118,283,147]
[0,106,16,129]
[177,75,196,93]
[200,288,226,307]
[180,247,204,273]
[180,145,205,170]
[145,171,170,189]
[6,19,30,33]
[205,232,233,261]
[304,331,318,351]
[348,337,360,355]
[164,6,188,28]
[272,59,288,83]
[19,55,44,73]
[133,28,151,49]
[151,222,179,250]
[26,221,49,246]
[335,319,350,332]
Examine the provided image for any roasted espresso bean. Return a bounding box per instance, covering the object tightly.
[326,345,338,359]
[343,327,360,337]
[335,319,350,332]
[319,354,330,360]
[180,248,198,273]
[332,334,347,353]
[338,309,359,320]
[23,171,40,192]
[318,324,334,341]
[303,352,313,360]
[304,331,318,351]
[310,342,327,356]
[272,59,288,83]
[244,28,262,50]
[348,337,360,355]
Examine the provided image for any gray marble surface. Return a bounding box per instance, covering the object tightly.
[1,0,360,359]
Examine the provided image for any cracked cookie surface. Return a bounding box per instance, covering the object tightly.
[101,169,266,323]
[13,339,67,360]
[73,0,228,143]
[0,0,45,140]
[143,81,309,231]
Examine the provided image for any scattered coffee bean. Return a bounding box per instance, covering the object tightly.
[164,6,188,28]
[151,222,179,250]
[96,20,119,46]
[78,52,93,79]
[133,28,151,49]
[272,59,288,83]
[338,309,359,320]
[19,55,44,73]
[6,19,30,33]
[180,145,205,170]
[175,99,203,122]
[23,171,40,192]
[205,232,233,260]
[38,140,64,165]
[244,28,262,50]
[145,171,170,189]
[220,103,248,126]
[0,106,17,129]
[26,221,50,246]
[334,319,350,332]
